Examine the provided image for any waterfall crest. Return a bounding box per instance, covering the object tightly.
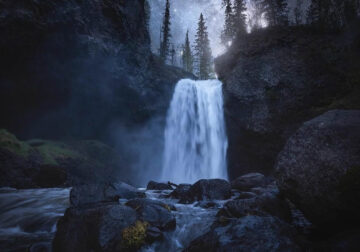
[162,79,228,184]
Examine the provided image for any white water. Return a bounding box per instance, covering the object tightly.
[161,79,228,184]
[0,188,70,251]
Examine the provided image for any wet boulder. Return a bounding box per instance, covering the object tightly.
[146,181,173,190]
[185,215,301,252]
[53,204,138,252]
[276,110,360,229]
[170,183,191,199]
[231,173,267,191]
[70,182,145,207]
[218,184,291,222]
[126,198,176,231]
[181,179,231,203]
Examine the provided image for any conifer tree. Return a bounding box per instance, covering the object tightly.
[182,31,193,73]
[195,14,212,80]
[160,0,171,62]
[144,0,150,31]
[170,44,176,66]
[233,0,248,34]
[294,0,303,25]
[221,0,235,47]
[262,0,288,26]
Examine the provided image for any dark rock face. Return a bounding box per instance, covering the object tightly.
[231,173,267,191]
[180,179,231,203]
[146,181,173,190]
[0,0,192,141]
[185,216,300,252]
[215,26,360,179]
[276,110,360,229]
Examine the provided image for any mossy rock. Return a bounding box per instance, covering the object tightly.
[120,221,149,250]
[0,129,31,157]
[33,140,83,166]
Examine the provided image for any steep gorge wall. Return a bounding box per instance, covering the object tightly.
[0,0,191,142]
[216,25,360,179]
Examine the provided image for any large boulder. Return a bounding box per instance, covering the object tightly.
[180,179,231,203]
[125,199,176,231]
[231,173,267,191]
[185,216,301,252]
[170,184,192,199]
[53,204,138,252]
[70,182,145,207]
[276,110,360,229]
[219,183,291,222]
[146,181,173,190]
[215,26,360,179]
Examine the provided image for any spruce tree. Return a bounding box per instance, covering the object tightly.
[160,0,171,62]
[294,0,303,25]
[221,0,235,47]
[144,0,150,31]
[262,0,288,26]
[195,14,212,80]
[170,44,176,66]
[182,31,193,73]
[307,0,358,29]
[233,0,247,35]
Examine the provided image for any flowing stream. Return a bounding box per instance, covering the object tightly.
[0,188,70,251]
[162,79,228,184]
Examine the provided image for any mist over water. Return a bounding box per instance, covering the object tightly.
[162,79,228,184]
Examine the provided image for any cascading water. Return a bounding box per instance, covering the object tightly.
[162,79,228,184]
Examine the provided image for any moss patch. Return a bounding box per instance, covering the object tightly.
[121,221,149,250]
[0,129,31,157]
[34,141,82,165]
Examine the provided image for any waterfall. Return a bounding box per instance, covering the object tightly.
[161,79,228,184]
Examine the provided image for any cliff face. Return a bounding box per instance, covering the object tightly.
[215,25,360,179]
[0,0,191,141]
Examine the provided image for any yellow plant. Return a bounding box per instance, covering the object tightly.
[121,221,149,250]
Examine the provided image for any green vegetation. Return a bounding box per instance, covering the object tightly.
[34,141,82,165]
[0,129,83,165]
[0,129,31,157]
[121,221,149,250]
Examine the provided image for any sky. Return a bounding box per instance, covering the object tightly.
[149,0,308,59]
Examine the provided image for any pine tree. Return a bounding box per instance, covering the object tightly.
[144,0,150,31]
[307,0,358,29]
[294,0,303,25]
[262,0,288,26]
[233,0,247,35]
[221,0,235,47]
[160,0,171,62]
[170,44,176,66]
[195,14,212,80]
[248,0,266,30]
[182,31,193,73]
